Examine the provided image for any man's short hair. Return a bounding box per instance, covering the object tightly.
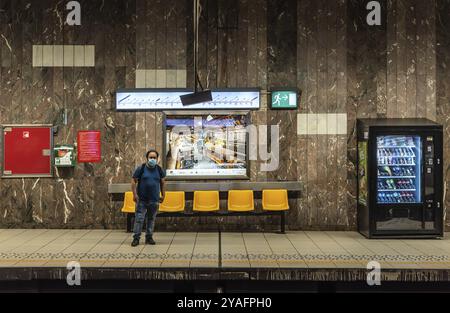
[146,149,159,159]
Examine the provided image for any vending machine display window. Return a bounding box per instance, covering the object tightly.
[376,136,422,204]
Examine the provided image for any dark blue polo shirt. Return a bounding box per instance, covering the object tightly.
[132,165,166,202]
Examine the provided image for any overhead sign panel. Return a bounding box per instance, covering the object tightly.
[115,89,260,111]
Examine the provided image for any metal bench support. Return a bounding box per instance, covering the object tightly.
[125,211,287,234]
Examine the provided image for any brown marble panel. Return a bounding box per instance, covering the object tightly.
[396,0,408,118]
[49,16,65,228]
[405,0,417,118]
[196,0,208,86]
[224,0,239,88]
[176,0,187,71]
[0,24,12,68]
[216,5,227,87]
[237,0,249,88]
[185,0,194,88]
[325,0,338,227]
[346,0,358,228]
[92,67,108,226]
[117,23,136,182]
[415,0,427,118]
[336,135,349,226]
[306,0,318,227]
[135,1,146,71]
[247,1,257,88]
[145,1,156,70]
[70,88,89,227]
[336,0,348,227]
[436,0,450,230]
[316,0,328,226]
[155,112,164,165]
[144,0,157,164]
[256,0,267,89]
[125,2,141,174]
[166,0,177,70]
[267,0,297,186]
[376,1,388,118]
[155,0,166,71]
[295,0,308,228]
[386,0,398,118]
[426,0,437,121]
[10,22,23,125]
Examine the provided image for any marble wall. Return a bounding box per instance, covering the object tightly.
[0,0,448,231]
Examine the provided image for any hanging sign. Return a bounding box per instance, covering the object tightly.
[116,89,260,111]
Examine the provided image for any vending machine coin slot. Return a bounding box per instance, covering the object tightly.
[425,166,434,196]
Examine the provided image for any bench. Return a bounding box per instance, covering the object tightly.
[109,181,302,234]
[121,190,289,234]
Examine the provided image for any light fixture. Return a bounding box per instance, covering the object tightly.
[180,0,212,106]
[180,90,212,106]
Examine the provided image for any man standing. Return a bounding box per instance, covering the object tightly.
[131,149,166,246]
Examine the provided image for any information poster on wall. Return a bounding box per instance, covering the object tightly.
[77,131,101,163]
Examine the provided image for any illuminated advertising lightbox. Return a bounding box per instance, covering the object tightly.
[116,89,260,111]
[164,114,249,180]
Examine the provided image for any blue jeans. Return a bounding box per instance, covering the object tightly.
[133,200,158,241]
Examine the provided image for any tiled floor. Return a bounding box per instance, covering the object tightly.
[1,229,450,269]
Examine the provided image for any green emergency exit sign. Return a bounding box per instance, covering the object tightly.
[270,90,298,109]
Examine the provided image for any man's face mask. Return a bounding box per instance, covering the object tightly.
[147,158,157,167]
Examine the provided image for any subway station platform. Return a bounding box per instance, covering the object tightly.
[1,229,450,291]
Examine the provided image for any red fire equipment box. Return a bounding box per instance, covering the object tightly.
[2,124,53,177]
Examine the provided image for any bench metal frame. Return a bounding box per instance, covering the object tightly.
[125,211,286,234]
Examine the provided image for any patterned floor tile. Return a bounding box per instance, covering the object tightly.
[0,230,449,269]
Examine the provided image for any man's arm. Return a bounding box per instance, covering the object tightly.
[131,178,139,203]
[160,178,166,202]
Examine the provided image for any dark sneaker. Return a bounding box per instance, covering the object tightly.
[131,239,139,247]
[145,237,156,245]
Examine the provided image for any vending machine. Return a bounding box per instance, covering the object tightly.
[357,119,443,238]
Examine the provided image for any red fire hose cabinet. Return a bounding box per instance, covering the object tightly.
[2,124,54,178]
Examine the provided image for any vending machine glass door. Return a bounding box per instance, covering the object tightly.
[375,135,423,231]
[376,135,422,204]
